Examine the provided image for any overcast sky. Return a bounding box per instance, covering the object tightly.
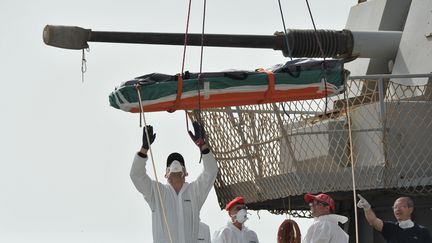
[1,0,356,242]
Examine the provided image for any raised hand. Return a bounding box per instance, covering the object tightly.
[142,125,156,149]
[357,194,371,209]
[188,121,206,149]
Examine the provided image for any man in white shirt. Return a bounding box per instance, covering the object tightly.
[130,122,218,243]
[212,196,259,243]
[357,194,431,242]
[303,193,349,243]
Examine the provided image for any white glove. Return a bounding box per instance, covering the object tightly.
[357,194,371,209]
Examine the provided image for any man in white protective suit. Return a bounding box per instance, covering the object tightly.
[212,196,259,243]
[198,221,212,243]
[130,122,218,243]
[303,193,349,243]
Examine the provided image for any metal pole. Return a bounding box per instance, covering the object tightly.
[378,77,386,123]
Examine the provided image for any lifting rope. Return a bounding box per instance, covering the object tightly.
[344,87,360,243]
[133,1,208,242]
[136,85,174,243]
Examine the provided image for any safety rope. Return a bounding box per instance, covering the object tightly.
[135,85,174,243]
[344,85,360,243]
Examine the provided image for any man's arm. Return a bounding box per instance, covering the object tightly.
[188,122,219,206]
[130,126,160,206]
[357,194,384,232]
[130,148,157,197]
[363,208,384,231]
[192,145,218,207]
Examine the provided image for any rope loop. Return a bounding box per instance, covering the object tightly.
[277,219,301,243]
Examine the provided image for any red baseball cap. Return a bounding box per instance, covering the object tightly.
[304,193,335,211]
[225,196,245,211]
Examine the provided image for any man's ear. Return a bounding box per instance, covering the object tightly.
[228,212,235,222]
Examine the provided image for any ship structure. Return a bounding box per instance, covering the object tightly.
[197,1,432,242]
[43,0,432,242]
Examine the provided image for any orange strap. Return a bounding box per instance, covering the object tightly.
[257,68,275,103]
[168,74,184,113]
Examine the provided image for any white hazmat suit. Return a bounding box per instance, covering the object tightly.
[131,152,218,243]
[303,214,349,243]
[199,222,212,243]
[212,221,259,243]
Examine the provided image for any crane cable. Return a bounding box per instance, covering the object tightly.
[136,86,174,243]
[276,0,293,60]
[304,0,329,114]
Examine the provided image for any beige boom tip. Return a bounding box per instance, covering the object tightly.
[43,25,91,50]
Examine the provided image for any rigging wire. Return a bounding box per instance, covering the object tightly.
[181,0,193,75]
[304,0,329,115]
[276,0,293,60]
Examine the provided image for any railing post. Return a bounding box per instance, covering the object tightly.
[378,78,386,124]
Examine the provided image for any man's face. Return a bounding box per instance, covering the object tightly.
[309,200,330,217]
[166,168,187,184]
[393,198,413,221]
[229,203,246,221]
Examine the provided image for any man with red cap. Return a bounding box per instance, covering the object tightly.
[303,193,349,243]
[212,196,259,243]
[130,122,218,243]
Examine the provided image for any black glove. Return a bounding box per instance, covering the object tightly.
[142,125,156,149]
[188,121,206,149]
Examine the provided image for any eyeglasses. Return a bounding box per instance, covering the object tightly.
[309,201,329,207]
[392,205,408,209]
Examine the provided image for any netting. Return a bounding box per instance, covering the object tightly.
[188,74,432,211]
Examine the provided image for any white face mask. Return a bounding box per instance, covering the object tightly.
[399,219,414,229]
[166,160,184,176]
[234,209,248,224]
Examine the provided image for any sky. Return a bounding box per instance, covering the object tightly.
[0,0,356,242]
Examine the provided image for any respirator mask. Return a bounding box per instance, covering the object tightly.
[234,209,248,224]
[399,219,414,229]
[166,160,185,177]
